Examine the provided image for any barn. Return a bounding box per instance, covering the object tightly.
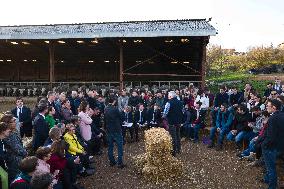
[0,19,216,90]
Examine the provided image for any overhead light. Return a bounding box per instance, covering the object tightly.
[122,40,127,43]
[171,61,177,64]
[134,39,142,43]
[58,40,65,44]
[165,39,173,43]
[44,41,50,44]
[32,60,37,62]
[77,40,84,44]
[88,60,94,63]
[24,59,28,62]
[60,60,64,63]
[136,60,142,63]
[7,59,12,62]
[114,60,119,63]
[104,60,110,63]
[183,61,190,64]
[91,40,98,44]
[22,41,30,45]
[181,38,189,43]
[11,42,18,45]
[0,60,3,62]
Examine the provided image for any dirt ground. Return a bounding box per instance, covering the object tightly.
[79,137,266,189]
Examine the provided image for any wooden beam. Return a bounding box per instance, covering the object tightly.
[119,41,123,90]
[201,37,209,89]
[49,41,55,88]
[123,73,200,77]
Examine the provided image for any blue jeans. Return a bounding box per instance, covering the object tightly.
[227,131,245,143]
[241,138,256,156]
[210,127,229,145]
[262,149,278,189]
[169,124,181,156]
[243,131,257,142]
[107,132,124,165]
[188,124,202,141]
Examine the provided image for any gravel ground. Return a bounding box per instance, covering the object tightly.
[79,137,265,189]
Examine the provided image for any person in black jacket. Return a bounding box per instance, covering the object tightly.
[134,103,147,141]
[121,106,134,144]
[11,97,32,138]
[261,99,284,189]
[104,98,125,168]
[128,91,142,109]
[188,101,206,142]
[227,105,251,149]
[162,91,183,156]
[32,103,49,151]
[147,104,162,128]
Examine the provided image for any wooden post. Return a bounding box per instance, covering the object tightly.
[201,37,208,90]
[119,42,124,91]
[49,41,55,88]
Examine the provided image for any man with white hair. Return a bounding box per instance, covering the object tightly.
[162,91,184,156]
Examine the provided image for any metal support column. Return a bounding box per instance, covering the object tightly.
[119,42,124,91]
[49,41,55,88]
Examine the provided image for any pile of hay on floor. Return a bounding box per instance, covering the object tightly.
[133,128,183,183]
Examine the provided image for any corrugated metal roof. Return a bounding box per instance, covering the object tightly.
[0,19,216,39]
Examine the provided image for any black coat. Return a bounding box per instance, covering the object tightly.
[262,111,284,152]
[104,105,122,133]
[147,108,162,124]
[32,114,49,151]
[11,106,32,130]
[190,108,206,125]
[134,110,147,125]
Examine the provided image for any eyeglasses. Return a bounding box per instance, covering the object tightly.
[271,93,277,95]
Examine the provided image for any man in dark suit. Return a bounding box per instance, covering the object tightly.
[147,104,162,128]
[162,91,184,156]
[261,99,284,189]
[188,101,206,142]
[134,103,147,141]
[32,103,49,151]
[11,97,32,138]
[121,106,134,143]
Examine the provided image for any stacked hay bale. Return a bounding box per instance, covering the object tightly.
[133,128,183,183]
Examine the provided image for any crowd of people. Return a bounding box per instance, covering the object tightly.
[0,78,284,189]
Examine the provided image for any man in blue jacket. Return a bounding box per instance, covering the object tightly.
[208,103,234,150]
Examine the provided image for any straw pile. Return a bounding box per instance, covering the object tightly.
[133,128,183,182]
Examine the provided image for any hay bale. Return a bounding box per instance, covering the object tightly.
[133,128,183,183]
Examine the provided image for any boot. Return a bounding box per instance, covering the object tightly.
[208,142,214,148]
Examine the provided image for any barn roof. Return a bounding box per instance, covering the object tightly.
[0,19,216,39]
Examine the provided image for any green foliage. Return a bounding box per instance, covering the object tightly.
[206,45,284,77]
[206,72,272,94]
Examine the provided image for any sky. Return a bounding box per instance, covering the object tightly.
[0,0,283,52]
